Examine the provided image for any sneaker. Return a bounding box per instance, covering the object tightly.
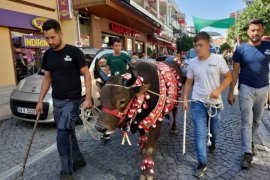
[241,152,253,169]
[60,172,73,180]
[73,159,86,172]
[100,134,111,142]
[252,142,256,156]
[193,163,207,178]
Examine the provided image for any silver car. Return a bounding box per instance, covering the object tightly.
[10,48,126,123]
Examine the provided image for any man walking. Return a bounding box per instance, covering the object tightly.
[228,19,270,169]
[182,32,232,177]
[36,19,92,179]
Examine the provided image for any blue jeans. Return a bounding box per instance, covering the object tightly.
[238,84,269,155]
[53,98,83,174]
[190,101,221,165]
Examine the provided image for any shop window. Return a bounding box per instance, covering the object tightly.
[102,34,122,48]
[135,40,144,53]
[126,38,133,56]
[79,16,90,47]
[11,31,48,83]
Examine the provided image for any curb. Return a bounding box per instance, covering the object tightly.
[0,115,12,122]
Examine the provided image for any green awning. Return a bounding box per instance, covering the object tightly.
[193,17,235,32]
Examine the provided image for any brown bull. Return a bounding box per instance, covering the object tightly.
[95,61,183,179]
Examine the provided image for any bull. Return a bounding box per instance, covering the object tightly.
[95,61,183,180]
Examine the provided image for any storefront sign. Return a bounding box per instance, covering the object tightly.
[57,0,72,20]
[21,35,49,49]
[32,17,49,30]
[0,8,50,30]
[110,23,141,38]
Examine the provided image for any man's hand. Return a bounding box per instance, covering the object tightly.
[227,93,235,105]
[82,99,92,111]
[210,89,221,99]
[182,101,189,112]
[36,101,43,114]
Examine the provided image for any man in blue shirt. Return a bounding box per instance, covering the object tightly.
[228,19,270,169]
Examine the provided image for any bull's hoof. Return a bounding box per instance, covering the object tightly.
[100,134,111,143]
[169,129,178,135]
[138,148,146,154]
[140,174,154,180]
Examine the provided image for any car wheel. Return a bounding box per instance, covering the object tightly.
[77,97,92,124]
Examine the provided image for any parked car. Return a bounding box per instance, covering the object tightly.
[181,48,217,83]
[10,48,127,123]
[156,55,178,62]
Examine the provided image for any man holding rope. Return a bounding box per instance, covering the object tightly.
[182,32,232,178]
[36,19,92,179]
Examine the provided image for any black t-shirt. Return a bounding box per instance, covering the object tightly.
[42,44,86,99]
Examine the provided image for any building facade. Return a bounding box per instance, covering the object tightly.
[73,0,185,57]
[0,0,79,86]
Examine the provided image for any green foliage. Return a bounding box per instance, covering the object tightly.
[227,0,270,43]
[219,42,231,53]
[176,34,193,53]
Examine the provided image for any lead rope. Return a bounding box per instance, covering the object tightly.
[81,106,101,140]
[205,95,223,146]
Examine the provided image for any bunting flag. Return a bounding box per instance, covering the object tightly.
[193,17,235,33]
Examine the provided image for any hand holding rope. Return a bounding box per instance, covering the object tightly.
[205,95,223,146]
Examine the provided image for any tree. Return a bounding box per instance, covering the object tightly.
[227,0,270,43]
[176,34,193,53]
[219,42,231,54]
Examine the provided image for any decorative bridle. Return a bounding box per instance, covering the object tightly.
[101,76,145,127]
[102,96,135,127]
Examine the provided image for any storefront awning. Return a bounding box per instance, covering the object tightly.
[152,35,173,44]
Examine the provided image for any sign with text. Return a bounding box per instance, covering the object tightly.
[31,17,49,30]
[110,23,141,38]
[21,35,49,49]
[57,0,72,20]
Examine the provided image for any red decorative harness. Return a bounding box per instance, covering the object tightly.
[101,62,182,130]
[102,98,134,127]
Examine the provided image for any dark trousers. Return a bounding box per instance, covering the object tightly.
[53,98,83,174]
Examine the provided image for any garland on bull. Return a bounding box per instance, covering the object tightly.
[123,62,182,133]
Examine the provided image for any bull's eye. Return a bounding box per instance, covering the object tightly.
[119,99,126,107]
[120,100,126,105]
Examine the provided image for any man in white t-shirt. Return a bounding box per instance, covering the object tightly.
[182,32,232,178]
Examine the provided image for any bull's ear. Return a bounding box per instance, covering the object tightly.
[96,81,105,89]
[131,84,151,96]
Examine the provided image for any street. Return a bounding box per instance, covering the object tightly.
[0,92,270,180]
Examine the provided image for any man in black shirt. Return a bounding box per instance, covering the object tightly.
[36,19,92,179]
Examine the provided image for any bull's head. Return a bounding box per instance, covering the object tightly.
[95,74,150,135]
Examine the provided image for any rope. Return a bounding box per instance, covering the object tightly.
[105,83,196,103]
[80,106,101,140]
[205,96,223,146]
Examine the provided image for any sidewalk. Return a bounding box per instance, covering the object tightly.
[0,85,16,121]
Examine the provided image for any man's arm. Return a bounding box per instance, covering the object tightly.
[182,78,193,111]
[210,71,232,99]
[80,66,92,110]
[36,71,52,114]
[105,65,110,74]
[227,62,240,105]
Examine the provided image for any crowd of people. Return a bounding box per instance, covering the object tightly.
[35,18,270,179]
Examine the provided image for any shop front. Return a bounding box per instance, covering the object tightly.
[12,33,49,82]
[88,17,147,56]
[0,6,57,86]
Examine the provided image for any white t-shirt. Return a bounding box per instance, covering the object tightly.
[187,53,229,104]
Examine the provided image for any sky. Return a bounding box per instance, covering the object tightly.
[175,0,247,37]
